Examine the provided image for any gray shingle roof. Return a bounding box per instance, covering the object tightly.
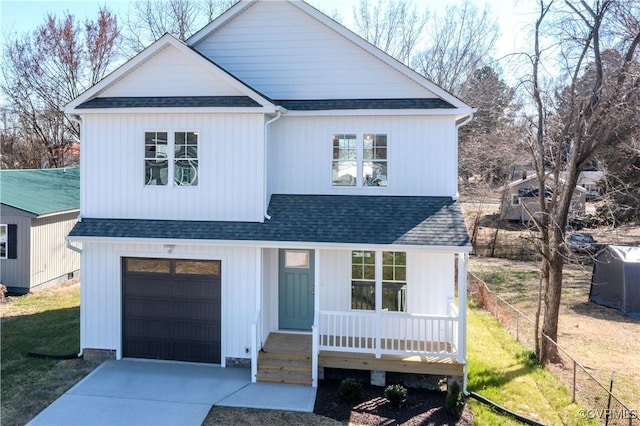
[76,96,262,109]
[69,195,470,247]
[274,98,455,110]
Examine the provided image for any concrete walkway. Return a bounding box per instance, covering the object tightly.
[27,359,317,426]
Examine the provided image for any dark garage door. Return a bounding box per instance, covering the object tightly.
[122,258,221,363]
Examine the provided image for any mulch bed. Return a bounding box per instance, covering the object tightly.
[313,379,473,425]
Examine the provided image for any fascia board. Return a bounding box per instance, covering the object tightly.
[66,235,471,253]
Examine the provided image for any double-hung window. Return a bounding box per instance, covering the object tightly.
[0,224,16,259]
[0,225,7,259]
[332,133,387,187]
[351,250,407,312]
[363,134,387,186]
[145,131,198,186]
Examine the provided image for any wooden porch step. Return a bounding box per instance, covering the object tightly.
[258,355,311,372]
[257,333,312,386]
[256,369,312,386]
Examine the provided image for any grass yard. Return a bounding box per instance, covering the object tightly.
[467,305,595,426]
[469,257,640,417]
[0,281,99,426]
[0,280,606,425]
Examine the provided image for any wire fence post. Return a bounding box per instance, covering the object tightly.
[571,359,576,404]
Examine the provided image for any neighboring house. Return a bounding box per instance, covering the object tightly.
[498,174,588,222]
[562,170,604,201]
[0,167,80,294]
[64,0,474,389]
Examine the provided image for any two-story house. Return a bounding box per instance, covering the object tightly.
[65,0,474,389]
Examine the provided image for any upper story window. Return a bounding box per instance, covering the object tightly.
[332,133,387,187]
[332,134,357,186]
[145,131,198,186]
[363,134,387,187]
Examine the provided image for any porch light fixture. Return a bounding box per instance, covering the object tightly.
[164,244,176,253]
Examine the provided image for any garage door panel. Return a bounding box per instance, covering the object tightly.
[123,258,221,364]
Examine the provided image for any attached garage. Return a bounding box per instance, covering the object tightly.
[122,257,221,363]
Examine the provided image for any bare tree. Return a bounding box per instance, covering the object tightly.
[1,8,120,168]
[522,0,640,363]
[352,0,427,65]
[121,0,236,54]
[413,0,499,95]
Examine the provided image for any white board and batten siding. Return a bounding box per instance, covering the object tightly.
[268,115,458,197]
[193,1,436,100]
[80,242,259,361]
[81,113,265,221]
[100,44,245,98]
[260,248,455,337]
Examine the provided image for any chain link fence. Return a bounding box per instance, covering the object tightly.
[468,273,638,425]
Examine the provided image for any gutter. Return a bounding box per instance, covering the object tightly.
[263,107,286,220]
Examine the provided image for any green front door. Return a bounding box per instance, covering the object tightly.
[279,249,315,330]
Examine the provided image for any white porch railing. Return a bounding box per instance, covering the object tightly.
[250,309,261,383]
[318,306,459,359]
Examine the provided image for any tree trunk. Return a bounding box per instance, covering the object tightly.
[540,242,564,363]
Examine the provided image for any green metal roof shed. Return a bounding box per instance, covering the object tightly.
[1,167,80,294]
[0,167,80,216]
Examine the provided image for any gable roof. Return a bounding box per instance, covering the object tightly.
[0,167,80,216]
[188,0,473,115]
[498,174,588,193]
[64,33,276,113]
[68,195,470,248]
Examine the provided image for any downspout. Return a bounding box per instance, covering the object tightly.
[455,112,475,201]
[263,107,285,220]
[66,113,84,358]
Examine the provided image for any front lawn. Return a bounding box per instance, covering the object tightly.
[1,281,598,425]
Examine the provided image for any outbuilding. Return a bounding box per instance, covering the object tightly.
[589,245,640,318]
[0,167,80,294]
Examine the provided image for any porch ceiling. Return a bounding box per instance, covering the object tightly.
[69,195,470,247]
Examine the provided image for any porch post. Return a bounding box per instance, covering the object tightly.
[312,249,320,387]
[251,248,263,383]
[457,252,468,386]
[375,250,382,358]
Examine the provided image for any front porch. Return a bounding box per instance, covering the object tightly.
[252,247,469,387]
[256,332,464,386]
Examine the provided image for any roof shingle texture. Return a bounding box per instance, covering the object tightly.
[0,167,80,216]
[77,96,262,109]
[69,195,470,247]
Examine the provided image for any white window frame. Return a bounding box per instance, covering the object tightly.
[144,130,199,187]
[511,194,520,206]
[351,250,407,312]
[0,224,7,259]
[332,132,389,188]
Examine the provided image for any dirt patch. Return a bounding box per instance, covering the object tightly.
[313,380,472,425]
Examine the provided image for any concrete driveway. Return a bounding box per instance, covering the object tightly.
[27,359,317,425]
